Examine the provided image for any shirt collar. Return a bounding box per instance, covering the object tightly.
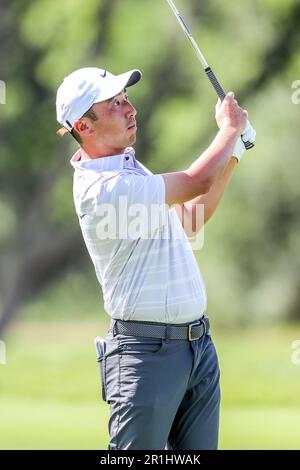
[70,147,137,172]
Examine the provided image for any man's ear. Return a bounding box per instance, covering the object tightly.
[73,118,94,137]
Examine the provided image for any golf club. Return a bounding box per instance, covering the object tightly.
[166,0,255,150]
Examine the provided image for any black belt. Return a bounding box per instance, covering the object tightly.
[111,316,210,342]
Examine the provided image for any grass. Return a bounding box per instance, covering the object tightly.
[1,320,300,449]
[220,407,300,450]
[0,398,109,450]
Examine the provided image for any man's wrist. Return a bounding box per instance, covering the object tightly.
[219,124,241,139]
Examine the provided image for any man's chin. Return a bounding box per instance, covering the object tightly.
[128,134,137,145]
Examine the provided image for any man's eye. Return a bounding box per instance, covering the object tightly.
[114,96,129,106]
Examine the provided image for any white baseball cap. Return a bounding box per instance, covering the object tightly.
[56,67,142,136]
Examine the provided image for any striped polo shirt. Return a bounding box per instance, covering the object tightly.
[70,146,207,324]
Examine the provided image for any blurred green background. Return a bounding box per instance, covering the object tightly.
[1,0,300,449]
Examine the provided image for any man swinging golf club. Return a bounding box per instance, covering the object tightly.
[56,64,255,449]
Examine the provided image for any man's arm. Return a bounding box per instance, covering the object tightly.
[175,157,237,236]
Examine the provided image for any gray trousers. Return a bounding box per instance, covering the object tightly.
[95,320,220,450]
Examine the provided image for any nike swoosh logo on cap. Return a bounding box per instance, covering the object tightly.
[100,70,107,78]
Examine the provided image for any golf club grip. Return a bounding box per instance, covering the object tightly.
[205,67,254,150]
[205,67,226,100]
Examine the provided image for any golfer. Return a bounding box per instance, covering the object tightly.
[56,67,255,450]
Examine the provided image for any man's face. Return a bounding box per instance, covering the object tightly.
[79,89,137,153]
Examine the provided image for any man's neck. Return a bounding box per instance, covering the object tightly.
[80,143,126,160]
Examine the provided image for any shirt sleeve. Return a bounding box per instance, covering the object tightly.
[91,172,168,240]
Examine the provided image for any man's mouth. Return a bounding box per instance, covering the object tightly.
[127,121,137,130]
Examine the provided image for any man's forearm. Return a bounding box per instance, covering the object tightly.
[183,157,238,231]
[186,126,240,191]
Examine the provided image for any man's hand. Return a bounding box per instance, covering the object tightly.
[215,92,256,162]
[215,92,248,135]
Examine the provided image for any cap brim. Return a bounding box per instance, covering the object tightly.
[124,69,142,87]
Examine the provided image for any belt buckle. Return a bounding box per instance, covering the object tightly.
[188,323,199,341]
[188,319,206,341]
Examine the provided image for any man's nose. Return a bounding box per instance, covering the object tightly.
[126,102,137,118]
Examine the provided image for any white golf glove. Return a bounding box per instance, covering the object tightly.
[232,120,256,162]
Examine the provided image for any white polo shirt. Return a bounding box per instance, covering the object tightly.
[71,147,207,324]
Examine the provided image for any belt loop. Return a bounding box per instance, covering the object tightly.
[201,317,207,336]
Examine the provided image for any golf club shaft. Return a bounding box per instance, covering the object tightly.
[166,0,254,150]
